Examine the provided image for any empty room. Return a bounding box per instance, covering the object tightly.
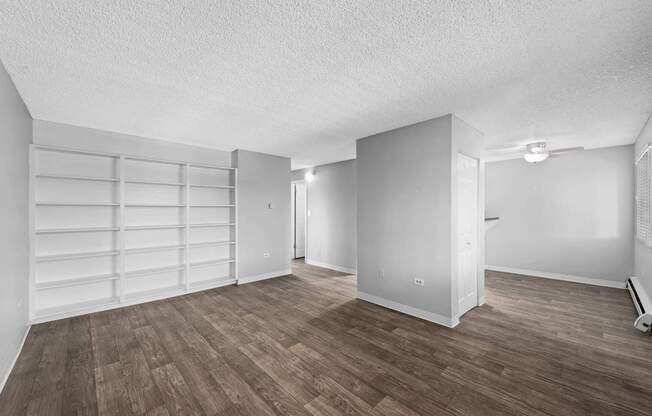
[1,2,651,415]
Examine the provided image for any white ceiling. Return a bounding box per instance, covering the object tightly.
[1,1,651,168]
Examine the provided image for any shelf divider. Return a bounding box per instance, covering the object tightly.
[125,179,184,186]
[184,163,191,291]
[125,224,184,231]
[36,249,119,262]
[36,272,120,290]
[190,222,235,228]
[119,155,126,303]
[36,226,120,234]
[37,173,119,182]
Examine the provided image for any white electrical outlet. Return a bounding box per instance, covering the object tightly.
[414,278,425,286]
[378,268,384,279]
[263,252,270,258]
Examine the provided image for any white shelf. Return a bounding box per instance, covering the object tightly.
[124,258,235,278]
[125,203,186,208]
[190,184,235,189]
[190,258,236,269]
[36,226,119,234]
[124,285,185,302]
[126,244,185,254]
[36,201,120,207]
[189,163,235,171]
[190,204,235,208]
[125,224,185,231]
[36,249,119,262]
[191,240,236,248]
[33,144,233,170]
[125,264,185,278]
[34,296,120,322]
[125,179,184,186]
[190,222,235,228]
[190,276,236,290]
[36,272,119,290]
[36,174,119,183]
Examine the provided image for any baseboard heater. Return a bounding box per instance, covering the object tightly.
[626,276,652,333]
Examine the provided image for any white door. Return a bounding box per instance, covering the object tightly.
[294,182,306,258]
[457,153,479,317]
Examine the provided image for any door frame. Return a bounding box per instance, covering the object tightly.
[291,180,307,259]
[454,152,481,321]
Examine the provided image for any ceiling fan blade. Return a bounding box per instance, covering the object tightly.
[484,144,526,153]
[549,146,584,155]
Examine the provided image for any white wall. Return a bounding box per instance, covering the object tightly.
[33,120,231,166]
[634,114,652,295]
[233,150,291,281]
[292,159,357,273]
[0,61,32,390]
[357,114,484,327]
[486,145,634,285]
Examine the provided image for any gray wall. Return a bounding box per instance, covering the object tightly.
[292,159,357,272]
[634,114,652,295]
[0,61,32,389]
[233,150,291,280]
[486,145,634,284]
[357,115,455,321]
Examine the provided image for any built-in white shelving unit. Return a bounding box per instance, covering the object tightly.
[30,145,238,323]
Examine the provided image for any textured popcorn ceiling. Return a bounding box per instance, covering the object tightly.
[1,1,651,167]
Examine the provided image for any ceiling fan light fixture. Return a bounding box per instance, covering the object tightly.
[526,141,547,154]
[524,152,549,163]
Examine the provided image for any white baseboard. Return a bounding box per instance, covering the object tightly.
[485,265,626,289]
[238,269,292,285]
[305,259,356,274]
[357,291,457,328]
[0,325,31,395]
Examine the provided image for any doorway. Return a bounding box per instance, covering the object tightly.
[291,181,306,259]
[457,153,479,318]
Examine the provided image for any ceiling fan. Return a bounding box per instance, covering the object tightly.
[487,141,584,163]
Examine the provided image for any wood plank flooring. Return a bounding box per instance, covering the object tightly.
[1,261,651,415]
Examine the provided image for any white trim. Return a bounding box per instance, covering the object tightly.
[237,269,292,285]
[305,259,356,274]
[0,325,31,395]
[636,143,652,164]
[357,291,458,328]
[485,265,626,289]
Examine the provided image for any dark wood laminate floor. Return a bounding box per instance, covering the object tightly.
[2,261,651,416]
